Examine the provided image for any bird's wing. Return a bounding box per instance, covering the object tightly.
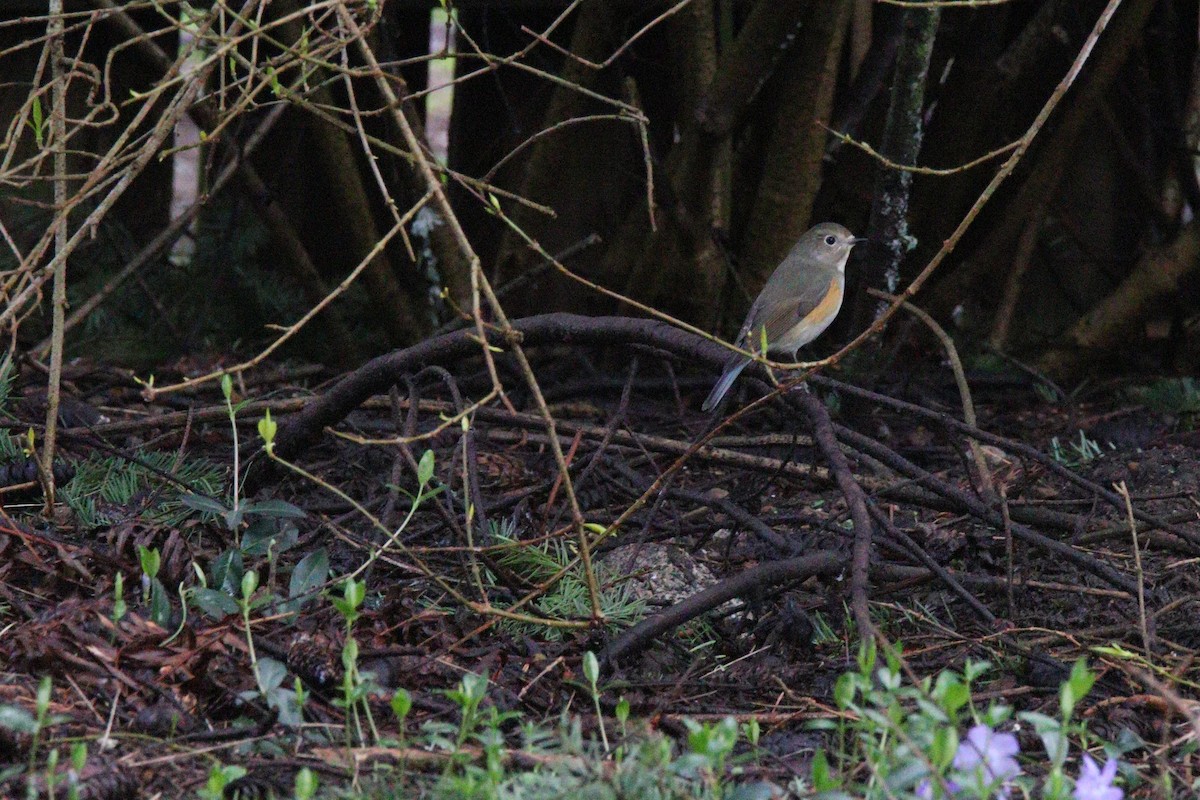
[742,274,839,351]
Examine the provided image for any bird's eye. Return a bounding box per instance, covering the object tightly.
[824,235,837,246]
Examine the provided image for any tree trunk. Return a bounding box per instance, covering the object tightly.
[739,0,853,292]
[849,2,939,331]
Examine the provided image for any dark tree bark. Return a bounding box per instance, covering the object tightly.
[849,3,939,333]
[266,0,440,347]
[486,4,643,315]
[1038,220,1200,378]
[926,0,1161,322]
[738,0,853,292]
[606,0,815,326]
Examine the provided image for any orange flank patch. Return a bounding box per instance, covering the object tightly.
[805,276,843,326]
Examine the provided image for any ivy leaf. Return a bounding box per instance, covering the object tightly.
[289,548,329,602]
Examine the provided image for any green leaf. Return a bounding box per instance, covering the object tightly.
[36,676,52,713]
[330,597,354,619]
[460,671,488,703]
[241,518,298,556]
[181,493,232,516]
[417,449,434,486]
[856,639,877,676]
[1091,643,1137,659]
[221,374,233,402]
[727,782,776,800]
[342,637,359,670]
[289,548,329,601]
[257,657,287,694]
[293,768,318,800]
[1017,710,1067,764]
[258,410,277,450]
[0,705,37,734]
[243,498,306,519]
[266,67,282,98]
[223,504,244,531]
[713,716,738,751]
[343,578,365,609]
[70,741,87,772]
[240,519,277,556]
[205,764,245,795]
[833,672,856,709]
[112,572,127,622]
[210,549,244,594]
[241,569,259,601]
[1060,683,1077,719]
[962,659,992,682]
[743,716,760,746]
[137,545,161,579]
[31,96,43,146]
[941,680,970,717]
[811,748,836,791]
[804,718,838,731]
[190,588,240,618]
[148,579,171,627]
[391,688,412,722]
[582,651,599,686]
[931,725,958,769]
[884,642,902,675]
[1065,658,1095,713]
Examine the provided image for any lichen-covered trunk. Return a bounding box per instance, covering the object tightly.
[850,4,939,332]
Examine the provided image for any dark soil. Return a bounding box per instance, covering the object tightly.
[1,348,1196,797]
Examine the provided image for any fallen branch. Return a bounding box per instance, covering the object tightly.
[601,551,843,668]
[794,391,876,639]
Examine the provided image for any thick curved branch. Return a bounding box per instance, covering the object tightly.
[272,314,716,459]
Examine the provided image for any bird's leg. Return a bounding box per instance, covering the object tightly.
[786,353,812,394]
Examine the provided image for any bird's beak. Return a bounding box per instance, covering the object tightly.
[850,236,868,245]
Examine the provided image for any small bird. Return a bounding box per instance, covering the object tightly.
[702,222,865,411]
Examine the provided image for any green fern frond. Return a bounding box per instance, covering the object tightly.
[490,525,645,641]
[60,450,226,528]
[0,355,14,414]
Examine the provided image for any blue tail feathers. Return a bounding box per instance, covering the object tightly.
[701,357,750,412]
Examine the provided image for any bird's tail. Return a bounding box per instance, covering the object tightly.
[701,357,750,412]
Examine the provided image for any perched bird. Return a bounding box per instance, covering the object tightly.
[702,222,864,411]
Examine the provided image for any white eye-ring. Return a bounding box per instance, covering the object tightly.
[824,235,837,246]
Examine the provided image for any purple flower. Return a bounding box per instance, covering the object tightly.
[1074,754,1122,800]
[953,725,1021,777]
[913,725,1021,798]
[915,778,960,799]
[950,725,1021,798]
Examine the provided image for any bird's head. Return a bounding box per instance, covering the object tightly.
[801,223,866,272]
